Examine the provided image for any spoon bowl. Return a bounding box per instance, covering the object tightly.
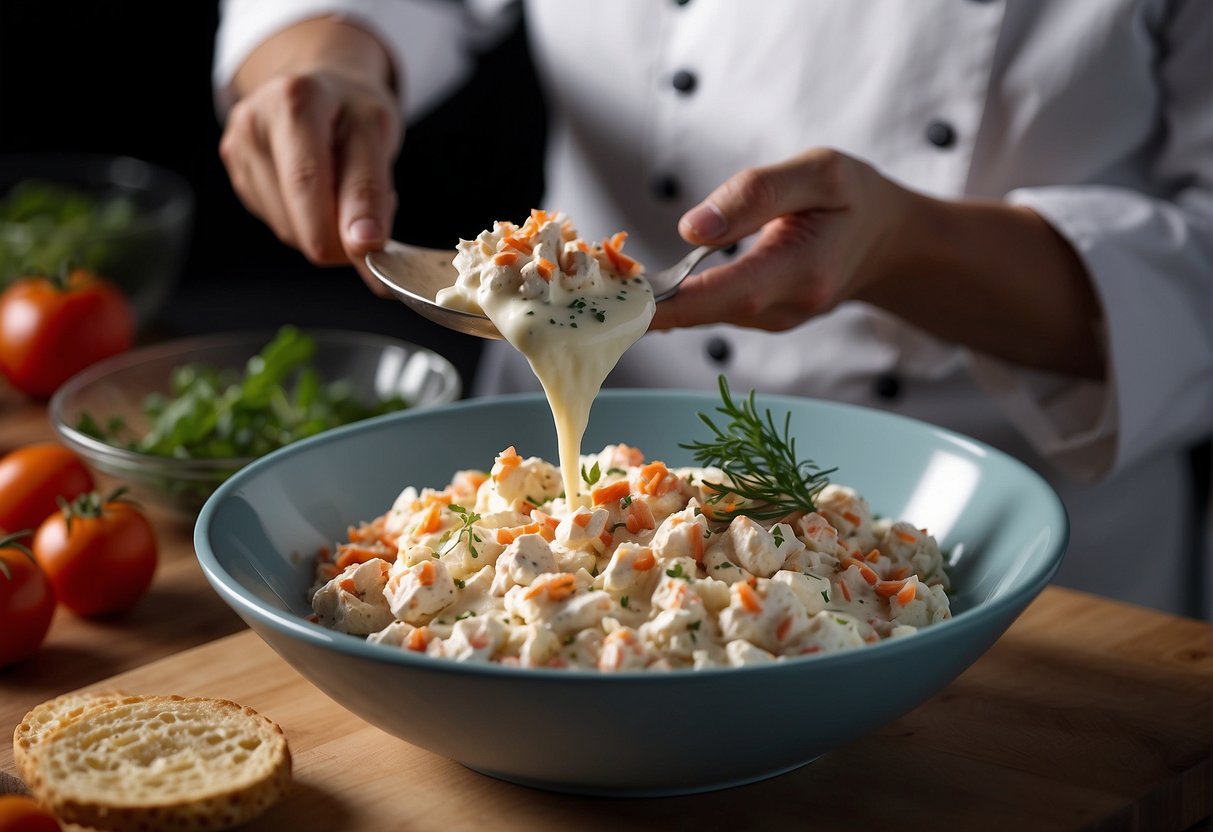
[366,240,718,340]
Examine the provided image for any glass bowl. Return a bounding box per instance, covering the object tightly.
[0,153,194,324]
[50,330,461,519]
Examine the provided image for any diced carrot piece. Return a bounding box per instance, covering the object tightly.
[406,626,430,652]
[416,503,443,536]
[496,527,517,546]
[837,580,852,602]
[800,645,822,655]
[422,490,453,508]
[633,549,656,571]
[573,512,593,528]
[865,548,881,563]
[776,617,793,641]
[317,562,341,581]
[875,579,907,599]
[493,446,522,481]
[339,577,357,594]
[530,208,549,226]
[560,218,576,241]
[536,258,556,281]
[625,500,655,534]
[888,566,910,581]
[493,251,519,266]
[639,461,669,496]
[689,524,705,562]
[599,529,613,548]
[737,582,764,613]
[335,546,385,570]
[577,240,590,253]
[615,444,645,466]
[842,557,878,586]
[842,511,861,526]
[502,235,533,254]
[897,578,918,606]
[895,529,918,544]
[591,480,630,505]
[547,574,577,601]
[523,580,546,601]
[453,470,488,494]
[417,560,435,587]
[610,231,628,249]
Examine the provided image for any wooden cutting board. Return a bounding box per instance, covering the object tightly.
[4,587,1210,832]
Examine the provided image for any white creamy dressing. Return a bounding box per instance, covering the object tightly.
[436,213,655,506]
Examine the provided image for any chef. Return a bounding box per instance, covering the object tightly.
[213,0,1212,615]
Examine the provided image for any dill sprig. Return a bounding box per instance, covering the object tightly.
[680,376,836,522]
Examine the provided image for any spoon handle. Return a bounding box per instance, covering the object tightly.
[651,244,721,302]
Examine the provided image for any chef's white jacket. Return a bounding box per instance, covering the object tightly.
[216,0,1213,615]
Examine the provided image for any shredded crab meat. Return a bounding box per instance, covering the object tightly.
[310,444,952,671]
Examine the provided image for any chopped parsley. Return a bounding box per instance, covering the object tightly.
[621,595,630,608]
[581,461,602,486]
[445,505,483,558]
[666,563,690,581]
[772,526,785,546]
[454,578,466,589]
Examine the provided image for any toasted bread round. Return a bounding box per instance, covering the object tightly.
[13,691,126,784]
[23,695,291,832]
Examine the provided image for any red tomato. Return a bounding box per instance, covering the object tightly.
[0,795,60,832]
[0,796,61,832]
[0,533,56,668]
[0,444,94,535]
[34,491,157,618]
[0,267,135,398]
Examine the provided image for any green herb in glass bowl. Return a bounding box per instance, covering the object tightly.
[50,327,461,519]
[77,326,412,460]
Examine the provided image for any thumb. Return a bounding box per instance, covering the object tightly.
[678,148,850,245]
[337,124,398,259]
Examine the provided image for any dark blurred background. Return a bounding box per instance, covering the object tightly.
[0,0,547,388]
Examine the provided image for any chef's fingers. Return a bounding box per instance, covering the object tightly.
[653,214,834,331]
[266,77,345,265]
[678,148,853,245]
[335,105,400,261]
[220,104,298,250]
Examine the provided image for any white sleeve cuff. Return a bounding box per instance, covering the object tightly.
[970,184,1213,482]
[214,0,490,121]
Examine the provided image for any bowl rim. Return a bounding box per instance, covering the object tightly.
[0,152,194,236]
[49,327,463,472]
[194,388,1069,682]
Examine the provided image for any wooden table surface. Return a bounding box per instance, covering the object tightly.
[1,380,1210,831]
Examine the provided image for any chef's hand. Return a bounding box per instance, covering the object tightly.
[655,148,910,331]
[218,18,401,295]
[659,147,1105,379]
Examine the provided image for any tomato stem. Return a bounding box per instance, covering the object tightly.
[59,487,138,534]
[0,531,36,579]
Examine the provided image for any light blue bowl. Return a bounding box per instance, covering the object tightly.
[195,390,1067,796]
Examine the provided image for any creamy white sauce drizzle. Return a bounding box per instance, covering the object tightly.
[437,213,655,507]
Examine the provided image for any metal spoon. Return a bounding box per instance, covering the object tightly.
[365,241,719,340]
